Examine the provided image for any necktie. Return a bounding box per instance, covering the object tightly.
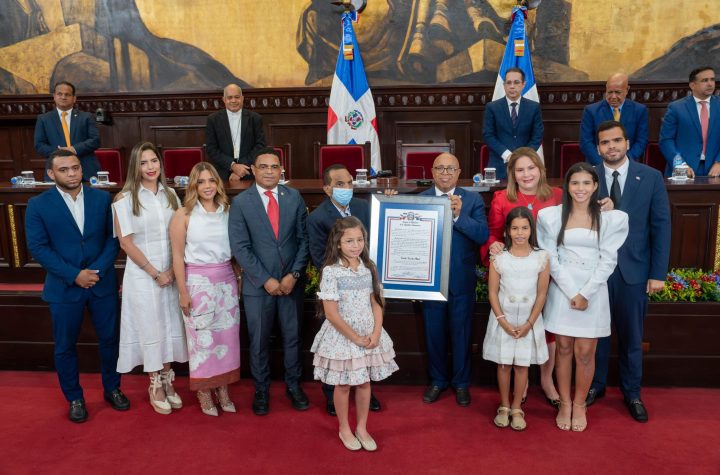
[61,111,71,147]
[613,107,621,122]
[510,102,518,127]
[610,170,621,208]
[700,100,709,155]
[264,190,279,239]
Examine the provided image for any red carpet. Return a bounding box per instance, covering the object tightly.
[1,371,718,474]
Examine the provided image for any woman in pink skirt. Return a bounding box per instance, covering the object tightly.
[170,162,241,416]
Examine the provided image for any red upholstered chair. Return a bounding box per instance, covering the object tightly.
[645,143,667,174]
[161,147,204,178]
[314,142,369,179]
[396,140,455,180]
[95,148,123,182]
[559,142,584,178]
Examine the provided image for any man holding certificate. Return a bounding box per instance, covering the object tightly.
[420,153,489,406]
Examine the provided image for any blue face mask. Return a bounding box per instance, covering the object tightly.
[332,187,353,206]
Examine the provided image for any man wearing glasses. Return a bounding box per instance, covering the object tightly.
[229,148,310,415]
[419,153,489,406]
[483,67,544,180]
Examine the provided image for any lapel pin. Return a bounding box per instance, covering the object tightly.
[636,176,641,180]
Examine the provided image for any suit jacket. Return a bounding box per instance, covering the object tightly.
[419,187,489,295]
[206,108,266,180]
[483,97,544,179]
[307,197,370,269]
[596,160,671,285]
[580,99,649,165]
[25,185,119,303]
[659,95,720,176]
[228,184,309,296]
[34,108,101,180]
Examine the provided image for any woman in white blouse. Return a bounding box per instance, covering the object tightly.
[113,142,188,414]
[169,162,241,417]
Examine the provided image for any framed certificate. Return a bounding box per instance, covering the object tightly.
[369,194,453,301]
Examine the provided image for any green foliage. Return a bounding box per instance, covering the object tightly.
[650,268,720,302]
[475,266,489,302]
[305,264,320,296]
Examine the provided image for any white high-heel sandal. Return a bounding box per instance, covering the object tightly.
[148,373,172,415]
[160,368,183,409]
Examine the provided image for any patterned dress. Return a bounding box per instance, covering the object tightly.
[311,262,398,386]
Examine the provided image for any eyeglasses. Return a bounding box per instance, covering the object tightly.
[504,80,523,86]
[254,164,282,171]
[433,166,459,174]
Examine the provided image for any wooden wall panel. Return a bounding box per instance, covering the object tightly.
[265,119,327,179]
[669,203,716,270]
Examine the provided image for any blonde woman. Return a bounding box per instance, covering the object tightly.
[169,162,240,416]
[113,142,187,414]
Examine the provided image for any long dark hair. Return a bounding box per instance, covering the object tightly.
[317,217,384,317]
[118,141,179,215]
[557,162,601,246]
[503,206,538,251]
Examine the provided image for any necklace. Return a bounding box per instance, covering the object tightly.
[517,191,537,210]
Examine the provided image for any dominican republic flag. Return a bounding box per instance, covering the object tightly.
[492,5,543,159]
[327,11,381,175]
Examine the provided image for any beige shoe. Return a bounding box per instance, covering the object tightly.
[556,400,571,431]
[510,408,527,431]
[148,373,172,415]
[160,368,183,409]
[572,402,588,432]
[355,432,377,452]
[494,406,511,428]
[215,386,236,413]
[197,389,218,417]
[339,433,361,451]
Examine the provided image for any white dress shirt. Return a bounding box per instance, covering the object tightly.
[56,107,72,130]
[256,183,279,211]
[57,185,84,235]
[604,157,630,196]
[501,97,522,162]
[435,186,459,222]
[694,96,711,161]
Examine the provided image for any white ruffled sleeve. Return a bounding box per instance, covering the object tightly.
[578,210,629,299]
[536,206,579,299]
[317,266,340,301]
[111,194,134,238]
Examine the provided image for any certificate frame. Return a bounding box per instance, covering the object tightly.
[369,194,452,301]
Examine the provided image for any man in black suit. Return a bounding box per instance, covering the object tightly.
[307,163,381,415]
[206,84,266,181]
[482,67,544,180]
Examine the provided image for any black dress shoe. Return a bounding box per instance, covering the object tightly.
[455,388,471,407]
[104,389,130,411]
[286,386,310,411]
[422,385,445,404]
[625,398,649,423]
[585,387,606,407]
[369,392,381,412]
[69,399,88,423]
[326,399,336,416]
[253,390,269,416]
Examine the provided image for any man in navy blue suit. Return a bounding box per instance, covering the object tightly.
[25,149,128,423]
[307,163,382,415]
[420,153,489,406]
[659,67,720,178]
[34,82,101,181]
[483,67,544,180]
[580,73,648,165]
[588,121,670,422]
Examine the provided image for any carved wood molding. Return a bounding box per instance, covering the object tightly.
[0,82,699,119]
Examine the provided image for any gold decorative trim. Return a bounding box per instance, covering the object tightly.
[8,205,20,268]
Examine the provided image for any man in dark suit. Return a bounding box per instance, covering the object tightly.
[34,81,100,181]
[580,73,648,165]
[420,153,489,406]
[307,163,381,415]
[588,121,671,422]
[206,84,267,181]
[483,67,544,180]
[229,147,309,415]
[25,149,128,423]
[659,67,720,178]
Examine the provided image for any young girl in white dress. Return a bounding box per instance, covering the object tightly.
[312,217,398,452]
[113,142,187,415]
[483,206,550,431]
[537,162,628,432]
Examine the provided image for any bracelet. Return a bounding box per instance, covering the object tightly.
[153,272,160,281]
[139,261,150,269]
[495,314,505,320]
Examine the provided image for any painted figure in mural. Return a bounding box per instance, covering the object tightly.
[34,81,101,181]
[579,73,648,165]
[205,84,267,182]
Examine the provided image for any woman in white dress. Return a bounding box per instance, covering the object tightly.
[113,142,187,414]
[537,162,628,432]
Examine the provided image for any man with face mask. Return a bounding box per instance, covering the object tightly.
[307,163,381,415]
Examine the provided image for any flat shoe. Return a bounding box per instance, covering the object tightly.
[510,408,527,431]
[339,433,361,451]
[355,432,377,452]
[493,406,511,428]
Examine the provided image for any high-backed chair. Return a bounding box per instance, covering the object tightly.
[270,143,292,178]
[95,148,123,182]
[160,146,204,178]
[396,140,455,180]
[314,142,370,179]
[645,143,667,174]
[472,142,490,174]
[559,142,584,178]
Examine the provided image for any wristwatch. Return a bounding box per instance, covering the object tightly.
[291,271,301,279]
